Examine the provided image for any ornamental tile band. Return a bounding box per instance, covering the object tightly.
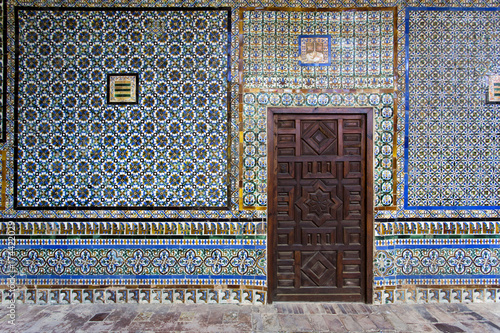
[0,245,266,285]
[1,288,267,305]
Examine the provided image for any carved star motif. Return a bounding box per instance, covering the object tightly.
[305,190,333,216]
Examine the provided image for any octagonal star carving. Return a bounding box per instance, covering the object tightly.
[305,190,332,216]
[295,180,341,226]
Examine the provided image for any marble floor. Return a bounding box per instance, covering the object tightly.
[0,302,499,332]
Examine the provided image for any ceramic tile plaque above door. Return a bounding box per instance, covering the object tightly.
[267,107,374,303]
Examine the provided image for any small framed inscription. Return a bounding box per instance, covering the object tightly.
[298,35,331,66]
[487,75,500,104]
[107,73,139,105]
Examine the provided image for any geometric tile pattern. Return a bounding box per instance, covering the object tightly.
[242,10,395,90]
[15,8,230,209]
[405,8,500,209]
[241,91,397,208]
[0,0,498,304]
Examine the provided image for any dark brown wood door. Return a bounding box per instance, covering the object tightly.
[267,108,373,303]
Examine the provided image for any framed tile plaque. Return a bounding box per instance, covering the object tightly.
[487,75,500,104]
[107,73,139,105]
[298,35,331,66]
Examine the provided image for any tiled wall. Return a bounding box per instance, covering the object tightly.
[1,0,500,305]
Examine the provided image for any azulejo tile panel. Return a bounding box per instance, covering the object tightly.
[15,8,230,209]
[404,8,500,210]
[242,9,395,90]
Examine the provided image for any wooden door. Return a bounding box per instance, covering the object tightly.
[267,108,373,303]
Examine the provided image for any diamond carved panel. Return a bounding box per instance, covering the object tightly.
[301,121,337,155]
[301,251,337,287]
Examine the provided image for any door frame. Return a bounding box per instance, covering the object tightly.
[267,107,374,304]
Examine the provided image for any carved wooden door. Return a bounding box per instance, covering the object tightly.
[267,108,373,303]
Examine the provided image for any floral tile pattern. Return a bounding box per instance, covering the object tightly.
[374,239,500,286]
[15,8,230,209]
[242,10,395,90]
[0,239,266,286]
[405,8,500,209]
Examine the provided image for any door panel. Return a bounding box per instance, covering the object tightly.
[268,108,373,303]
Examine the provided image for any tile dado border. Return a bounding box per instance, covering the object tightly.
[0,220,267,236]
[0,288,266,305]
[374,287,500,304]
[375,219,500,236]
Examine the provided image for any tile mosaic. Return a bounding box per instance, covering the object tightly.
[0,220,267,236]
[241,8,396,90]
[404,8,500,210]
[374,237,500,285]
[14,8,230,210]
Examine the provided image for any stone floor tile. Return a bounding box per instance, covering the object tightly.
[308,314,329,332]
[368,313,395,330]
[407,322,440,332]
[426,305,460,323]
[322,315,348,332]
[322,303,337,314]
[207,309,225,325]
[258,312,281,332]
[392,306,430,324]
[352,314,379,331]
[278,314,314,332]
[338,315,365,331]
[382,311,410,331]
[433,322,467,333]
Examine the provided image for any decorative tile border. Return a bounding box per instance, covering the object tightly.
[375,220,500,236]
[1,288,266,305]
[374,237,500,287]
[0,240,266,285]
[0,220,267,236]
[374,287,500,304]
[238,91,398,210]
